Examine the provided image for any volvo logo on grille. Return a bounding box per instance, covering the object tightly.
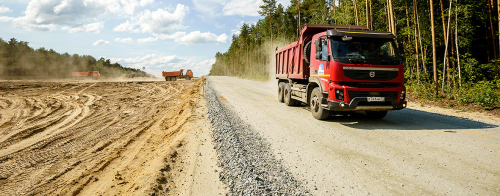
[369,71,376,78]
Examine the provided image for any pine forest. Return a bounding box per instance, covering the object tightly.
[209,0,500,110]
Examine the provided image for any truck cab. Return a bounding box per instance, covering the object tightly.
[276,24,407,120]
[92,71,100,79]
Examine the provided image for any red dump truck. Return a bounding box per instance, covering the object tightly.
[276,24,407,120]
[162,69,193,81]
[72,71,100,79]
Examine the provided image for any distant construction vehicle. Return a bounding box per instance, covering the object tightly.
[162,69,193,81]
[72,71,100,79]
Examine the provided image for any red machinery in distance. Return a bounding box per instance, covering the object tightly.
[72,71,100,79]
[162,69,193,81]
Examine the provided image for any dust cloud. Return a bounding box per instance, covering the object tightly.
[264,38,296,93]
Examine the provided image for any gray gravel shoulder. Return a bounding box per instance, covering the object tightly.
[204,80,309,195]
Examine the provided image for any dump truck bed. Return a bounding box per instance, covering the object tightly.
[162,69,184,77]
[275,24,370,80]
[72,72,90,77]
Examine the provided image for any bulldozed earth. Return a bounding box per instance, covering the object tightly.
[0,77,223,195]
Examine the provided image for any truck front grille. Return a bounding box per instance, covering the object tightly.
[344,70,398,81]
[348,91,398,99]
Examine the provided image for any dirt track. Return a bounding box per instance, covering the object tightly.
[0,78,223,195]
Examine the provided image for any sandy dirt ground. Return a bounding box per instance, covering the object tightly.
[208,76,500,195]
[0,77,224,195]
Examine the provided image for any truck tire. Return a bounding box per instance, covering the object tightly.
[278,82,285,103]
[365,111,388,119]
[172,77,177,81]
[186,76,191,80]
[284,83,296,106]
[303,41,312,64]
[165,77,169,81]
[310,87,330,120]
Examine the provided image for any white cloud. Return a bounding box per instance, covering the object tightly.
[175,31,229,45]
[155,31,186,40]
[197,59,216,67]
[277,0,291,8]
[137,37,157,43]
[61,21,104,33]
[110,54,213,77]
[12,0,116,31]
[231,20,256,36]
[191,0,223,19]
[92,39,109,46]
[115,37,133,43]
[6,0,156,32]
[191,58,215,76]
[133,32,181,43]
[84,22,104,33]
[192,0,289,18]
[222,0,260,16]
[214,22,225,29]
[136,31,227,45]
[140,0,154,7]
[0,16,13,22]
[231,20,244,35]
[111,54,186,67]
[113,4,188,34]
[0,5,12,13]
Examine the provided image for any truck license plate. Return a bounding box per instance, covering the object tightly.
[367,97,385,102]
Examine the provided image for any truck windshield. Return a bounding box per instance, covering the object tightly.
[330,38,400,60]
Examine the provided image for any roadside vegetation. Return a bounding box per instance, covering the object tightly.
[209,0,500,111]
[0,38,150,79]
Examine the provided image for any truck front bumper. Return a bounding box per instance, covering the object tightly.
[326,97,407,111]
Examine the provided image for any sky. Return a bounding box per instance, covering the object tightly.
[0,0,290,77]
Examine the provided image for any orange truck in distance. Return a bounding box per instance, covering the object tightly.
[162,69,193,81]
[72,71,100,79]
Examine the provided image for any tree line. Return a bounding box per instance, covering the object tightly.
[210,0,500,109]
[0,38,150,79]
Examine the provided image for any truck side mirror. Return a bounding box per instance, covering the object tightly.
[314,38,322,52]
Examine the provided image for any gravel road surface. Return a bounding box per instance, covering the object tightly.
[206,80,308,195]
[207,76,500,195]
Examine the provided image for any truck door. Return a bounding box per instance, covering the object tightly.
[310,35,331,92]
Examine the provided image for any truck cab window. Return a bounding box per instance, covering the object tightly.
[321,40,329,61]
[330,38,400,61]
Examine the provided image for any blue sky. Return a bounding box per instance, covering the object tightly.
[0,0,290,77]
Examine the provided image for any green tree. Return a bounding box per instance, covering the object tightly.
[258,0,277,45]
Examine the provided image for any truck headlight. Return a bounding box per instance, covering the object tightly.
[335,89,344,101]
[400,90,406,100]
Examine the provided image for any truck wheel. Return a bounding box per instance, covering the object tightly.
[186,76,191,80]
[284,83,296,106]
[310,87,330,120]
[365,111,388,119]
[165,77,169,81]
[278,82,285,103]
[172,77,177,81]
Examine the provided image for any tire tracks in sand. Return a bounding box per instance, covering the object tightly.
[0,78,223,196]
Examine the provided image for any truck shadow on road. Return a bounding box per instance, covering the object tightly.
[321,108,499,130]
